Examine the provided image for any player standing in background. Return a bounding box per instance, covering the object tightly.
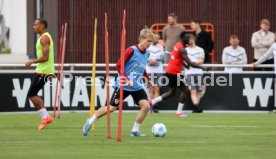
[191,20,214,64]
[163,13,185,64]
[222,35,247,73]
[184,34,205,113]
[149,32,206,117]
[25,19,54,130]
[146,33,165,113]
[251,19,275,71]
[83,29,155,137]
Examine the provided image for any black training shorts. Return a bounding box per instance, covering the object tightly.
[110,87,148,106]
[27,73,50,97]
[166,73,186,88]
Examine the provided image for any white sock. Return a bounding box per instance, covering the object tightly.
[152,96,163,105]
[44,108,49,117]
[88,114,97,125]
[131,122,141,132]
[38,108,48,119]
[176,103,184,113]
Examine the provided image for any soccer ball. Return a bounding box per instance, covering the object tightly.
[152,123,167,137]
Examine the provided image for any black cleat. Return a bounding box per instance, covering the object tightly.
[153,105,159,113]
[192,109,203,113]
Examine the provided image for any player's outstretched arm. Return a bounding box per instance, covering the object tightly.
[254,44,274,65]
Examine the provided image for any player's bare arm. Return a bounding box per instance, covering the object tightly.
[193,58,204,65]
[180,48,206,70]
[25,36,50,68]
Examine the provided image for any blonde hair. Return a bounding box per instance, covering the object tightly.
[260,19,270,26]
[139,28,155,42]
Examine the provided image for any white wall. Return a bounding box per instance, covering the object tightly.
[1,0,27,54]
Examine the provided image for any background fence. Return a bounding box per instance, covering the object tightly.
[55,0,276,64]
[26,0,276,64]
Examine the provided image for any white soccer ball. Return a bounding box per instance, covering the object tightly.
[152,123,167,137]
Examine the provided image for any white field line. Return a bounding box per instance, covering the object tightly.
[191,125,259,128]
[127,141,207,144]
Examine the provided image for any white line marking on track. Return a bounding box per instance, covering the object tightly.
[191,125,259,128]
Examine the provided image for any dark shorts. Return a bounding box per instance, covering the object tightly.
[110,87,148,106]
[185,74,205,91]
[27,74,50,97]
[166,73,186,88]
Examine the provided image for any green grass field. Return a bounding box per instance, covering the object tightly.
[0,112,276,159]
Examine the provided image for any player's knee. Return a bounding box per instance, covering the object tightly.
[191,90,197,96]
[141,105,150,112]
[27,90,37,98]
[139,102,150,112]
[27,94,35,100]
[109,106,117,112]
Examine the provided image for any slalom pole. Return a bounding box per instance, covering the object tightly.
[105,13,111,139]
[90,18,98,130]
[57,23,68,119]
[117,10,126,142]
[53,24,64,118]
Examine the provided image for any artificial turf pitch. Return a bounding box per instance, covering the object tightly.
[0,112,275,159]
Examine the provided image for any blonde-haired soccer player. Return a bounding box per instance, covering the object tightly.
[83,29,155,137]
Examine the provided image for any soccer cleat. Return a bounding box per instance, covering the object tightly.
[82,119,92,136]
[38,116,53,130]
[192,109,203,113]
[149,100,153,114]
[175,112,188,117]
[130,131,147,137]
[153,107,159,113]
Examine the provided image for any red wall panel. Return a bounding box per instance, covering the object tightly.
[58,0,276,64]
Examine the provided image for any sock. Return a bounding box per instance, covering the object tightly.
[131,122,141,132]
[152,96,163,105]
[88,114,97,125]
[44,108,49,117]
[38,108,48,119]
[176,103,184,113]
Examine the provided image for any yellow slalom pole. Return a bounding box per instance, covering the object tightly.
[90,18,97,131]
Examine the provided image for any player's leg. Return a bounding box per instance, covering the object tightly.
[28,74,47,110]
[149,85,154,99]
[187,75,200,105]
[192,85,206,111]
[27,74,52,130]
[130,89,149,137]
[150,73,177,106]
[152,85,160,113]
[29,96,44,109]
[153,86,160,98]
[83,87,130,136]
[190,90,199,105]
[150,86,176,105]
[191,75,203,113]
[176,81,189,117]
[152,73,161,113]
[82,105,118,136]
[197,86,206,101]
